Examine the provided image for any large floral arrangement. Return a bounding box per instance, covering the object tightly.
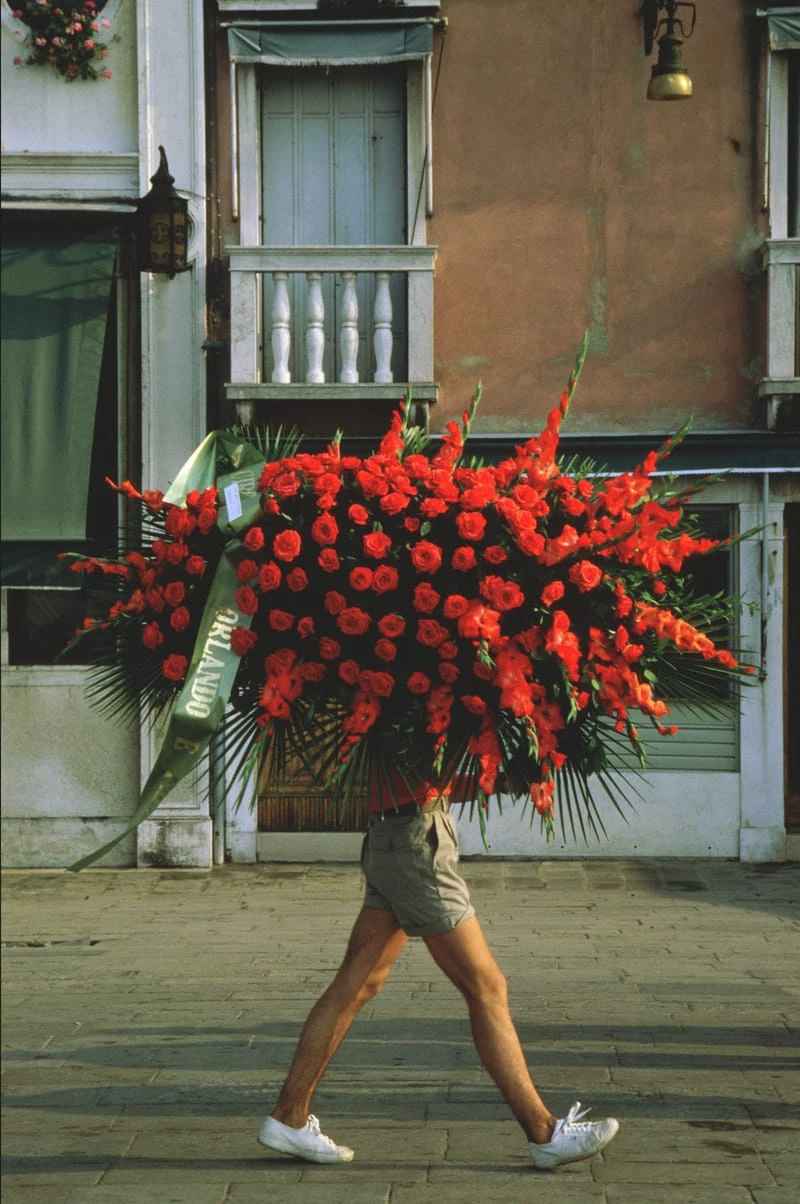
[11,1,114,81]
[64,343,753,869]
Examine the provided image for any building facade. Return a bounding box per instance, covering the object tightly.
[1,0,798,867]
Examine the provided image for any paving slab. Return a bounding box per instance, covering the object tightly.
[2,858,798,1203]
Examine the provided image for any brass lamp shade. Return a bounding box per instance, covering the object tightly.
[647,35,693,100]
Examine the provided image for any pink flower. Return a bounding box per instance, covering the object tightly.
[102,69,112,78]
[85,40,95,49]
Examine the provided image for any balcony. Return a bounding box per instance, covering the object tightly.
[226,244,438,427]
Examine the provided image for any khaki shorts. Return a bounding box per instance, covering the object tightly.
[361,807,476,938]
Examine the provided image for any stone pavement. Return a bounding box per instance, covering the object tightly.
[1,858,798,1204]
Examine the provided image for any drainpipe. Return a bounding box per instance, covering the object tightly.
[760,472,770,682]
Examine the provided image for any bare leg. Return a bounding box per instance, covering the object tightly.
[271,907,407,1128]
[424,915,556,1144]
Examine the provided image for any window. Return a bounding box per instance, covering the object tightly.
[1,218,121,665]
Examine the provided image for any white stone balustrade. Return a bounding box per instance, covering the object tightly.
[227,245,436,401]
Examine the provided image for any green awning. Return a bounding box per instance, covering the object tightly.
[1,232,116,553]
[227,22,434,67]
[758,7,800,49]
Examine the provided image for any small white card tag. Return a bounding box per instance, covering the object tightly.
[223,482,243,521]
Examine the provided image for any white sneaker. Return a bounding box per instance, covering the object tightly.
[530,1102,619,1170]
[258,1113,355,1163]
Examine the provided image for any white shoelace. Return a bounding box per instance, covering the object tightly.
[306,1114,338,1149]
[558,1102,594,1134]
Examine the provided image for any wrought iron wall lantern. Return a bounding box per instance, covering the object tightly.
[135,147,189,277]
[642,0,696,100]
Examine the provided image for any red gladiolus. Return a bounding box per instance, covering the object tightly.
[461,694,487,715]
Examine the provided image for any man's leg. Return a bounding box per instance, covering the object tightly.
[270,906,407,1128]
[424,915,556,1144]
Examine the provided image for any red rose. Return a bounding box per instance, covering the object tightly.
[269,609,295,632]
[165,507,195,538]
[339,659,361,684]
[169,606,192,632]
[165,541,188,566]
[311,514,339,546]
[243,526,265,551]
[483,545,508,565]
[236,586,259,615]
[297,616,315,638]
[380,491,409,516]
[273,529,302,562]
[258,561,282,592]
[438,662,459,684]
[515,530,545,556]
[299,661,326,682]
[231,626,258,656]
[359,669,395,698]
[164,581,185,607]
[196,507,217,534]
[438,641,458,660]
[319,637,342,661]
[363,530,392,559]
[271,471,301,499]
[318,548,340,573]
[455,511,487,541]
[378,613,406,638]
[324,590,347,615]
[541,580,565,607]
[407,671,431,695]
[568,559,603,593]
[348,504,369,526]
[372,565,399,594]
[374,638,397,663]
[236,558,259,583]
[442,594,469,619]
[410,540,443,574]
[451,546,477,572]
[286,567,309,592]
[349,566,374,592]
[460,694,487,715]
[481,576,524,611]
[420,497,448,519]
[145,587,165,614]
[185,555,206,577]
[413,583,440,613]
[417,619,448,647]
[337,607,371,636]
[142,621,164,650]
[162,653,188,681]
